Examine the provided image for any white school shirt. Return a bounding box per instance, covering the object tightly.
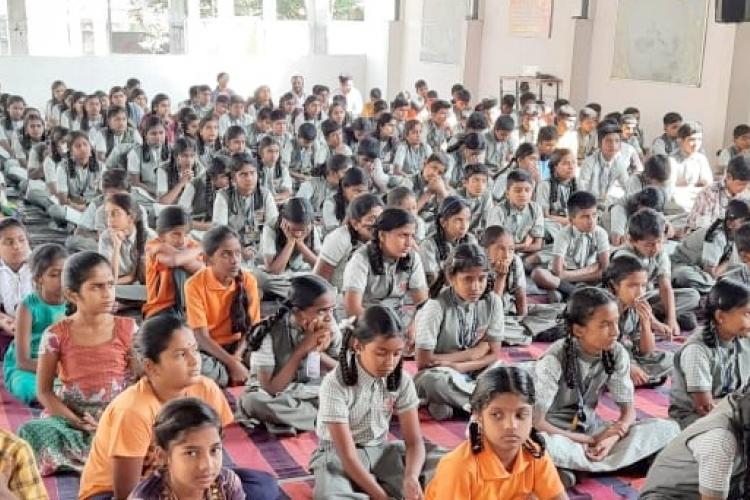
[668,150,714,212]
[331,87,364,117]
[218,113,253,137]
[0,260,32,316]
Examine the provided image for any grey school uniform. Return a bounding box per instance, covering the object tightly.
[421,120,450,152]
[535,178,575,242]
[651,134,678,157]
[487,200,545,248]
[155,163,208,214]
[669,329,750,429]
[318,225,365,292]
[239,314,342,432]
[258,162,293,198]
[393,142,432,180]
[310,360,443,500]
[611,244,700,319]
[297,177,335,214]
[48,160,102,224]
[458,188,492,237]
[484,132,518,176]
[93,127,142,170]
[218,113,253,137]
[98,226,157,301]
[617,306,673,381]
[578,151,630,209]
[258,222,321,298]
[419,233,477,284]
[534,338,680,472]
[127,145,169,194]
[543,224,609,270]
[414,287,504,414]
[641,395,746,500]
[671,225,736,294]
[286,142,319,183]
[212,187,279,259]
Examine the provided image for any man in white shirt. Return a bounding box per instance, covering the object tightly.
[331,74,363,117]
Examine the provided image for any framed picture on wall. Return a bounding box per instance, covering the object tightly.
[508,0,554,38]
[611,0,708,86]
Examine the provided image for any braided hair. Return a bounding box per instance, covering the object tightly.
[19,114,46,156]
[547,148,577,210]
[165,137,197,190]
[45,126,69,164]
[226,152,263,217]
[248,274,333,351]
[433,196,472,262]
[334,167,369,223]
[2,95,25,133]
[704,279,750,348]
[140,116,170,163]
[274,197,316,257]
[106,193,147,284]
[79,94,102,132]
[444,243,493,301]
[468,365,545,457]
[705,199,750,244]
[103,106,131,156]
[66,131,99,178]
[258,135,283,179]
[338,305,405,391]
[346,193,384,247]
[367,208,415,275]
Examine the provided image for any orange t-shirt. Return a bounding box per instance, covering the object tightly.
[78,376,233,499]
[185,267,260,346]
[425,440,564,500]
[142,238,202,318]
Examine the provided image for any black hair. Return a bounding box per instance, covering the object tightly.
[223,125,247,147]
[156,205,190,235]
[705,199,750,245]
[556,104,576,119]
[165,137,197,189]
[434,196,471,262]
[66,92,85,123]
[101,169,130,192]
[468,366,545,457]
[501,94,515,107]
[579,107,598,121]
[18,114,46,155]
[30,243,68,282]
[66,131,100,179]
[728,155,750,181]
[430,99,451,114]
[481,225,510,248]
[547,148,578,209]
[80,94,102,132]
[154,397,222,450]
[385,186,415,208]
[597,119,622,144]
[494,115,515,132]
[704,279,750,349]
[102,106,132,156]
[627,207,665,241]
[258,135,283,178]
[226,152,263,215]
[444,243,492,300]
[339,305,405,390]
[677,121,702,139]
[367,208,415,275]
[642,155,671,185]
[567,190,597,217]
[663,112,682,126]
[537,125,558,143]
[298,122,318,142]
[178,110,199,139]
[604,255,647,292]
[357,136,380,159]
[603,111,623,125]
[733,124,750,139]
[150,93,170,114]
[465,112,488,131]
[334,167,368,223]
[463,163,489,181]
[135,314,187,364]
[506,169,533,191]
[519,92,536,106]
[63,251,111,315]
[202,226,253,338]
[274,197,316,256]
[107,193,147,284]
[270,108,286,123]
[140,116,171,163]
[346,193,384,246]
[735,223,750,254]
[196,115,222,155]
[625,187,666,218]
[248,274,333,350]
[503,143,539,174]
[44,126,69,164]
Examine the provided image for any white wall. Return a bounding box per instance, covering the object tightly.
[0,54,366,112]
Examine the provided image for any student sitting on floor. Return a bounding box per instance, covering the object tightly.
[716,123,750,176]
[576,107,598,162]
[671,199,750,295]
[387,187,427,244]
[535,148,577,243]
[668,121,713,214]
[533,287,679,487]
[322,166,369,235]
[93,106,142,170]
[578,120,629,212]
[457,163,493,237]
[484,115,517,176]
[651,111,682,156]
[310,305,444,500]
[286,123,321,190]
[127,116,170,197]
[605,255,673,387]
[50,131,102,225]
[0,428,48,500]
[414,243,503,421]
[78,314,280,500]
[724,222,750,286]
[488,170,544,261]
[296,152,349,214]
[257,135,293,205]
[686,154,750,233]
[669,279,750,430]
[0,218,32,337]
[425,366,567,500]
[3,244,67,405]
[18,252,136,475]
[239,275,341,435]
[492,142,540,202]
[185,225,260,388]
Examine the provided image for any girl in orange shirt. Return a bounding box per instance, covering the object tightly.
[425,366,567,500]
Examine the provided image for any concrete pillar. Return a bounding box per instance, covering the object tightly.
[6,0,28,55]
[568,0,596,107]
[310,0,329,54]
[170,0,188,54]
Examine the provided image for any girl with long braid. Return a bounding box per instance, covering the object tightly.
[534,287,679,486]
[534,148,577,242]
[425,366,566,500]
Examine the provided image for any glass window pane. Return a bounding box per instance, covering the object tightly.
[331,0,364,21]
[277,0,307,20]
[234,0,262,16]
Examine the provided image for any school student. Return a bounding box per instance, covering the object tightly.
[621,114,644,159]
[393,119,433,181]
[576,107,598,162]
[155,138,209,223]
[533,287,679,486]
[218,94,253,137]
[374,112,399,166]
[669,121,714,213]
[287,123,321,188]
[322,166,369,234]
[535,148,577,242]
[93,106,142,169]
[50,131,102,224]
[257,135,293,204]
[239,275,341,434]
[686,154,750,232]
[605,255,673,387]
[0,218,32,335]
[492,143,541,202]
[717,123,750,175]
[578,120,630,209]
[651,111,682,156]
[425,366,567,500]
[127,116,170,196]
[554,104,578,154]
[422,99,452,154]
[78,314,280,500]
[414,243,503,420]
[669,279,750,429]
[3,244,67,405]
[18,252,137,475]
[45,80,67,126]
[511,104,540,146]
[60,92,84,132]
[310,305,443,500]
[487,170,544,258]
[413,152,452,225]
[387,187,427,244]
[672,199,750,295]
[10,114,45,170]
[143,206,204,319]
[484,115,518,176]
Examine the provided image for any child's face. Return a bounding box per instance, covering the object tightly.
[463,147,484,164]
[554,154,576,181]
[230,103,244,117]
[433,108,449,126]
[579,117,596,134]
[351,206,382,241]
[226,136,246,154]
[109,113,128,134]
[330,107,346,124]
[213,102,227,117]
[67,263,115,315]
[344,183,369,202]
[272,120,286,136]
[680,133,702,155]
[441,208,470,241]
[85,98,101,117]
[0,227,30,269]
[296,291,336,329]
[212,174,230,190]
[198,90,211,107]
[486,233,514,269]
[726,174,749,196]
[326,130,343,148]
[200,121,219,142]
[105,202,133,232]
[162,225,189,249]
[519,154,539,171]
[71,137,92,162]
[600,133,621,159]
[665,121,682,139]
[521,114,538,130]
[355,335,405,379]
[716,303,750,339]
[185,119,199,137]
[736,133,750,151]
[538,139,556,157]
[26,120,44,140]
[422,161,445,182]
[381,121,396,137]
[397,195,418,216]
[570,207,598,234]
[379,223,416,258]
[558,115,576,132]
[156,99,171,118]
[613,270,648,307]
[407,125,422,145]
[494,129,511,142]
[53,85,67,101]
[476,393,533,457]
[464,174,488,198]
[8,101,24,120]
[261,144,281,166]
[149,326,202,387]
[110,91,126,107]
[506,181,533,208]
[621,122,636,139]
[234,164,258,194]
[177,150,196,171]
[135,94,148,110]
[572,302,619,355]
[38,257,66,303]
[449,267,488,303]
[146,126,166,147]
[165,424,223,494]
[631,235,664,258]
[208,236,242,279]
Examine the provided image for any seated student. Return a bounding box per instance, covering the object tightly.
[484,115,518,176]
[641,384,750,500]
[393,119,433,181]
[354,137,397,194]
[420,196,475,294]
[669,121,714,213]
[672,199,750,295]
[651,111,682,156]
[613,208,700,339]
[185,225,260,388]
[578,120,630,210]
[535,148,577,242]
[669,279,750,430]
[422,99,453,153]
[0,219,32,336]
[531,191,610,300]
[414,243,503,421]
[725,222,750,287]
[196,116,223,167]
[78,314,280,500]
[127,116,170,197]
[315,193,383,292]
[605,255,673,387]
[457,163,492,237]
[386,187,427,243]
[413,152,452,226]
[373,112,399,167]
[293,95,322,139]
[0,428,48,500]
[717,123,750,176]
[511,104,540,146]
[687,155,750,232]
[18,252,136,475]
[554,104,578,154]
[239,275,341,434]
[130,398,245,500]
[322,166,369,234]
[49,131,102,225]
[263,109,293,159]
[24,125,68,211]
[3,244,67,405]
[623,106,646,151]
[536,125,558,181]
[488,170,544,259]
[221,124,249,157]
[533,287,679,486]
[576,107,598,162]
[425,366,567,500]
[298,153,350,215]
[92,106,142,169]
[143,206,204,319]
[310,305,443,499]
[247,107,272,154]
[257,135,293,205]
[446,132,485,189]
[9,114,45,171]
[287,123,322,189]
[218,94,253,137]
[316,119,353,165]
[492,142,541,202]
[212,152,278,263]
[621,114,644,159]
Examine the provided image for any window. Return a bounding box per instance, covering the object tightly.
[277,0,307,20]
[200,0,218,18]
[81,19,95,55]
[331,0,364,21]
[234,0,262,16]
[109,0,169,54]
[0,0,7,55]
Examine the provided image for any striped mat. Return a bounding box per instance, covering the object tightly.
[0,339,684,500]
